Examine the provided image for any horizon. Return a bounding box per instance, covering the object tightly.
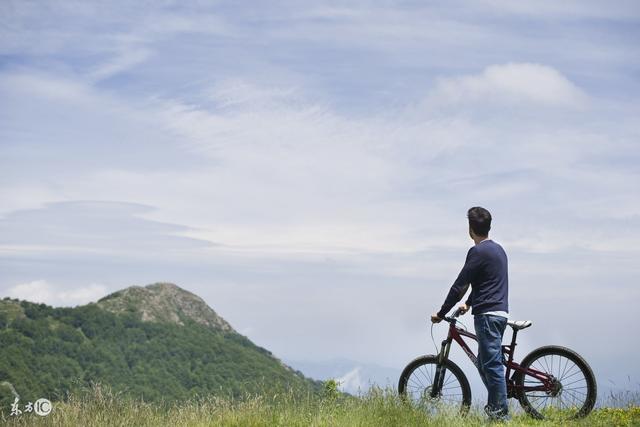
[1,0,639,402]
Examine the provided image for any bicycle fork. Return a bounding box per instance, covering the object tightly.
[430,338,452,398]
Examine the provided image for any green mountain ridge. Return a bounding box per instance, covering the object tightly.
[0,283,321,412]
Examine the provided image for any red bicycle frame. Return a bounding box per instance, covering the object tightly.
[438,316,557,398]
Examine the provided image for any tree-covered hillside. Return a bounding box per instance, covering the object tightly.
[0,283,321,412]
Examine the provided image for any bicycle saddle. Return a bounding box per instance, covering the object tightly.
[507,320,532,330]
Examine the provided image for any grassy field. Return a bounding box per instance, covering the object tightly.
[1,385,639,426]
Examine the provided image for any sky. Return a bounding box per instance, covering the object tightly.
[1,0,639,401]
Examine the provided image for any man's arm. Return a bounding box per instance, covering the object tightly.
[435,248,480,319]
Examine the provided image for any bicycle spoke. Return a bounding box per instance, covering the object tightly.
[442,372,457,388]
[564,390,587,399]
[563,377,587,388]
[420,365,434,384]
[560,369,584,382]
[409,372,427,388]
[559,356,571,380]
[535,358,550,376]
[411,378,428,393]
[417,367,432,387]
[558,392,570,410]
[563,386,587,394]
[560,362,578,380]
[563,388,585,404]
[407,379,424,391]
[533,396,546,411]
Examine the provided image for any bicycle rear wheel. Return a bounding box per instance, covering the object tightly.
[398,355,471,415]
[515,345,596,419]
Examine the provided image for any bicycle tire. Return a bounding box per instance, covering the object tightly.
[398,355,471,415]
[514,345,596,419]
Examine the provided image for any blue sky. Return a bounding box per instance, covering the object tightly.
[1,0,639,398]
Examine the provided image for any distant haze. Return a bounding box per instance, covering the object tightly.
[1,0,639,401]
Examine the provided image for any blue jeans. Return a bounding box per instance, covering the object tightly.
[474,314,508,417]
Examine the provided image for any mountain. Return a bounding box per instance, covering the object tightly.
[0,283,321,410]
[97,282,235,332]
[285,358,401,395]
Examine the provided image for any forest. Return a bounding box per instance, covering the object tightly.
[0,297,320,413]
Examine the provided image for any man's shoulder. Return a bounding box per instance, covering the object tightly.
[475,240,506,255]
[487,239,504,248]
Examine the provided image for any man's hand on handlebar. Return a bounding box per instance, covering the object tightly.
[458,303,469,315]
[432,304,469,323]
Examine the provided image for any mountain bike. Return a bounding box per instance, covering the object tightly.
[398,308,597,420]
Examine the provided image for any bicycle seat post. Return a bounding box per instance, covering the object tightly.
[504,326,518,367]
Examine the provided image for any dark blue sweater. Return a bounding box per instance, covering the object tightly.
[437,239,509,318]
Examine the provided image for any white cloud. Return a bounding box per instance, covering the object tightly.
[426,63,589,108]
[337,367,365,393]
[5,280,108,307]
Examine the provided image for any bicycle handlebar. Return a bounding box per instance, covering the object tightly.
[442,307,464,323]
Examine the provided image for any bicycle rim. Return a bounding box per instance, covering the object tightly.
[518,346,596,419]
[399,356,470,415]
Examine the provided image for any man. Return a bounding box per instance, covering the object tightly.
[431,206,509,420]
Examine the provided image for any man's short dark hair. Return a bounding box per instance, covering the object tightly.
[468,206,491,236]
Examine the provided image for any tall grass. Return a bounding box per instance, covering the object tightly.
[1,384,638,426]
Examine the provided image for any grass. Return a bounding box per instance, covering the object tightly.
[1,384,639,426]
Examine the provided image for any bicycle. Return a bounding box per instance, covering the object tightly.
[398,308,597,420]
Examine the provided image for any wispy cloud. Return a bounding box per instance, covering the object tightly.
[6,280,107,307]
[0,201,212,257]
[88,47,152,82]
[1,63,637,257]
[473,0,640,19]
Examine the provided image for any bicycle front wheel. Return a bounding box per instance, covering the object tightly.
[398,355,471,415]
[515,345,597,420]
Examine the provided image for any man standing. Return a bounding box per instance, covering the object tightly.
[431,206,509,420]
